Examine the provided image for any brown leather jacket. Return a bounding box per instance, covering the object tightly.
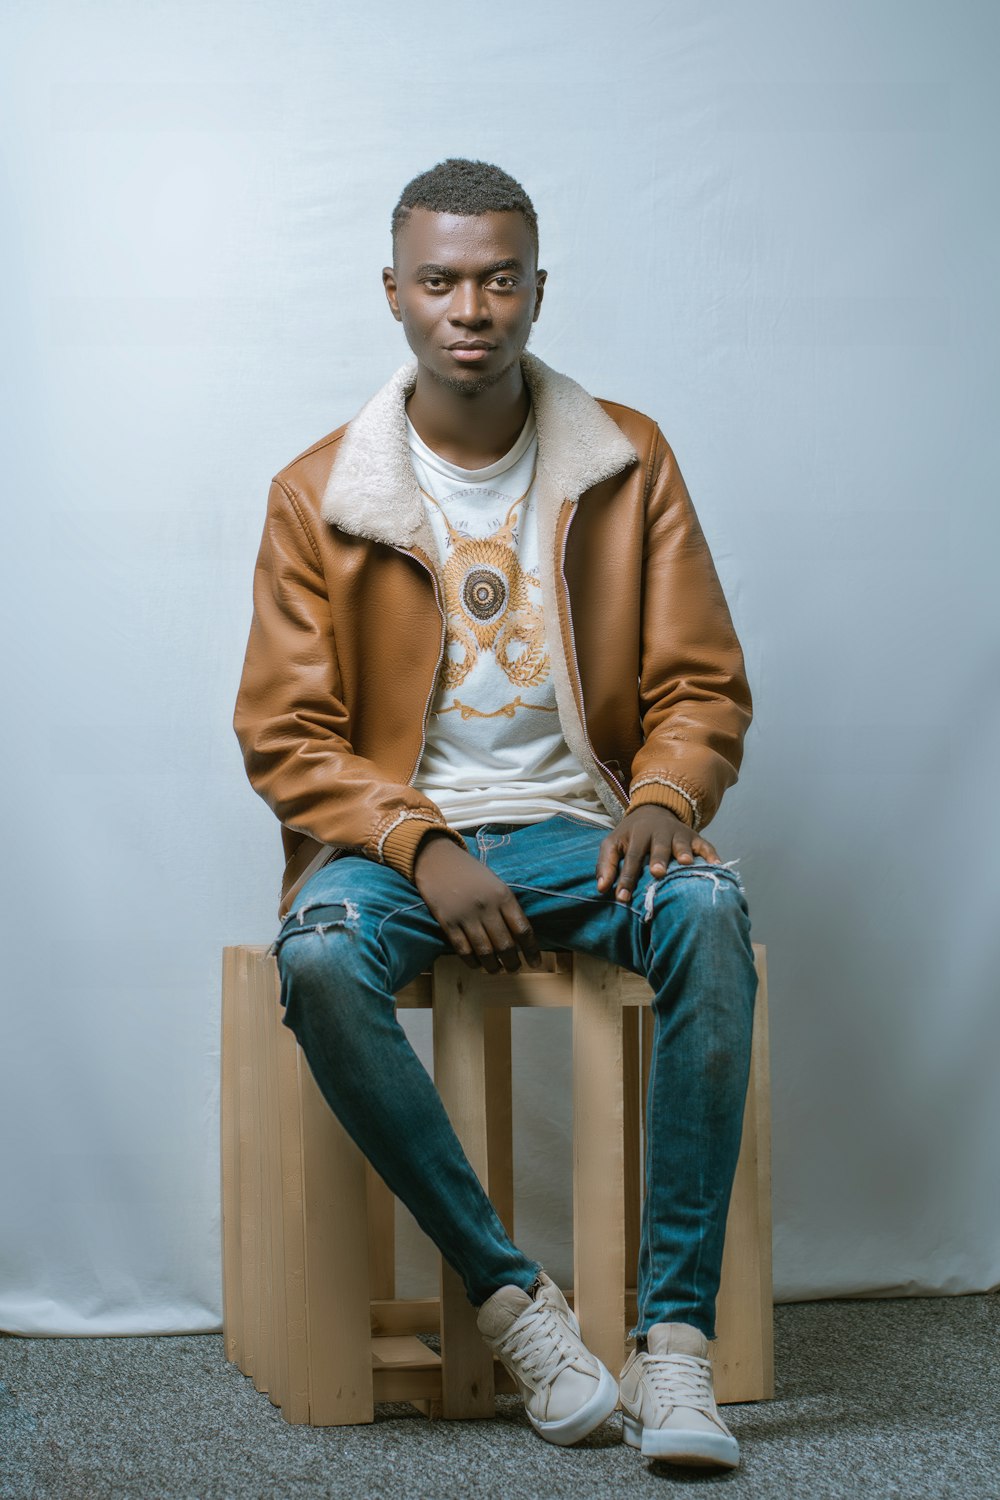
[233,352,752,919]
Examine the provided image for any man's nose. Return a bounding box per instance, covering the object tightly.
[449,280,489,326]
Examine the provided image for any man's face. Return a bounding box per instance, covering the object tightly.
[383,207,545,396]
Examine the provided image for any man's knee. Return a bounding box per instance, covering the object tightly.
[275,896,362,965]
[272,900,373,1022]
[646,858,749,934]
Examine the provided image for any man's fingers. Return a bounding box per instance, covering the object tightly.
[672,832,697,864]
[692,835,721,864]
[595,836,624,892]
[615,844,646,902]
[501,898,543,968]
[444,921,481,970]
[649,839,673,877]
[480,911,525,974]
[463,921,503,973]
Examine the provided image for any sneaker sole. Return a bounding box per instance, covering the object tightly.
[528,1362,620,1447]
[622,1410,740,1467]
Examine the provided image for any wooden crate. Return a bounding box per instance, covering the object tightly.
[220,945,773,1423]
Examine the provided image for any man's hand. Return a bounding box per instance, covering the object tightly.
[413,831,543,973]
[596,805,721,904]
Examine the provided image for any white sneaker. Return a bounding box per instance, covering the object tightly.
[619,1322,740,1468]
[476,1271,620,1446]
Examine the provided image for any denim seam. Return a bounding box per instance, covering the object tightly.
[373,898,430,951]
[506,881,616,910]
[506,879,663,925]
[551,810,612,829]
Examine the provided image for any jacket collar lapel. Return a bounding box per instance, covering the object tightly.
[319,350,639,548]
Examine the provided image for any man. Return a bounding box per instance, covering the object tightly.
[233,158,756,1470]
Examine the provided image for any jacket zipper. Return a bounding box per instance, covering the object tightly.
[556,503,629,809]
[391,542,448,784]
[394,522,627,811]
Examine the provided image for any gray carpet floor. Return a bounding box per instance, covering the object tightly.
[1,1294,997,1500]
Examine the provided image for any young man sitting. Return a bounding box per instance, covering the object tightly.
[234,157,756,1470]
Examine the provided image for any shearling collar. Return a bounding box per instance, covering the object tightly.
[319,350,639,548]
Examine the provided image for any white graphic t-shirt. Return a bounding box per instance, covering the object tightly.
[406,405,615,831]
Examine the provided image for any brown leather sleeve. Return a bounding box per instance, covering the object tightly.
[625,428,752,831]
[232,479,467,880]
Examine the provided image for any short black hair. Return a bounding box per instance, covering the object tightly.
[392,158,538,262]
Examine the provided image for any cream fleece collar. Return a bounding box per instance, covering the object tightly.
[319,350,639,548]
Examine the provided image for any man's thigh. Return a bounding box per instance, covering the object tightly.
[484,815,749,981]
[272,846,466,994]
[476,813,647,970]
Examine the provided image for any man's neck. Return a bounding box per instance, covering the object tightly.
[405,361,531,470]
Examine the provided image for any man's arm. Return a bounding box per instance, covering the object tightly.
[232,478,467,881]
[625,424,752,831]
[597,425,752,901]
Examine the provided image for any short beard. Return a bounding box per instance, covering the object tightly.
[430,346,523,399]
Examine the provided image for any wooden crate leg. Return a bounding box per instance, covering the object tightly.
[366,1160,396,1301]
[237,946,261,1384]
[572,954,627,1378]
[433,957,497,1420]
[251,949,287,1408]
[270,956,311,1424]
[713,943,774,1404]
[484,1003,514,1239]
[252,944,272,1397]
[297,1044,375,1424]
[221,948,244,1369]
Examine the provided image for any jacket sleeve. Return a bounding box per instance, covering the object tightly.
[232,478,467,881]
[624,427,752,832]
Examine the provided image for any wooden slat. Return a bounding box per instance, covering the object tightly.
[252,950,275,1399]
[258,952,291,1409]
[236,946,261,1382]
[483,1004,514,1237]
[369,1296,439,1337]
[297,1039,374,1424]
[366,1160,396,1300]
[220,948,243,1368]
[752,947,775,1398]
[372,1368,444,1402]
[269,953,310,1424]
[393,973,433,1009]
[571,955,627,1377]
[432,957,496,1419]
[371,1335,441,1370]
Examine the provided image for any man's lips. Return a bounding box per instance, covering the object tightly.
[447,341,495,364]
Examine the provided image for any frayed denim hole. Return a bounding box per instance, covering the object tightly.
[635,858,745,925]
[268,900,361,957]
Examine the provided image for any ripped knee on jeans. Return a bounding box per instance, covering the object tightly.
[267,897,361,956]
[641,858,745,923]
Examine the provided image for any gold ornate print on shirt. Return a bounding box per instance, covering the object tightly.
[422,488,551,698]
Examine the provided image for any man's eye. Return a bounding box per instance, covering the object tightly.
[490,276,517,289]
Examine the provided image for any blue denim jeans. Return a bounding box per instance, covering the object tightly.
[271,812,757,1342]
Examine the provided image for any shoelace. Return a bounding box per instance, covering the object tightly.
[643,1352,715,1414]
[497,1302,582,1386]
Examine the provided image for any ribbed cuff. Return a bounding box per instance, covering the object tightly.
[625,781,696,828]
[381,817,468,884]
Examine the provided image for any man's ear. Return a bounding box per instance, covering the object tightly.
[382,266,402,322]
[532,268,547,323]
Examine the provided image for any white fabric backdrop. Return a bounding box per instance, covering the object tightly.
[2,0,996,1334]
